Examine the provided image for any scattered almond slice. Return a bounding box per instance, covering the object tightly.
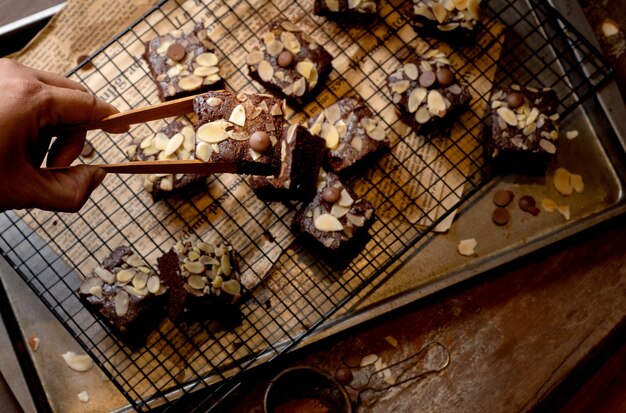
[457,238,477,256]
[553,167,584,196]
[77,391,90,403]
[570,173,584,193]
[602,19,620,37]
[557,205,571,220]
[62,351,93,372]
[384,336,398,348]
[28,335,40,352]
[541,197,558,212]
[360,354,378,367]
[565,130,579,140]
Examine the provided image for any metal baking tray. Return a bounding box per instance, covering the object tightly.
[0,0,624,411]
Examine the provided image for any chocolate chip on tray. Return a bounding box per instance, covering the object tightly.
[342,351,362,368]
[492,207,510,226]
[335,367,353,385]
[518,195,539,215]
[493,189,514,207]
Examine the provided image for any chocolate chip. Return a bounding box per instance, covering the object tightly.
[81,141,94,157]
[322,187,341,204]
[506,92,524,109]
[419,70,436,88]
[335,368,353,385]
[492,207,510,226]
[277,50,294,68]
[250,131,270,153]
[518,195,537,212]
[167,43,186,61]
[529,206,540,216]
[342,352,362,368]
[76,54,93,71]
[436,68,454,86]
[493,190,514,207]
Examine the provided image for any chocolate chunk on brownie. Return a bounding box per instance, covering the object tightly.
[293,171,374,266]
[245,18,333,106]
[158,240,242,323]
[193,91,286,176]
[126,120,204,200]
[309,96,389,175]
[487,85,560,173]
[387,48,471,134]
[412,0,482,42]
[143,23,223,102]
[250,124,326,201]
[313,0,378,22]
[78,246,167,340]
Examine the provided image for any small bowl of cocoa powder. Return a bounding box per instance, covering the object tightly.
[264,366,352,413]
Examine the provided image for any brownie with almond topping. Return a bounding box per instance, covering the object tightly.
[245,17,333,106]
[250,124,326,202]
[387,47,471,134]
[143,23,223,102]
[487,85,559,173]
[193,90,287,176]
[412,0,482,43]
[314,0,378,22]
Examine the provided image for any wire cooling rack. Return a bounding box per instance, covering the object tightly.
[0,0,612,410]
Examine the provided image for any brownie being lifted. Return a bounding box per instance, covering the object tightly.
[487,85,560,173]
[412,0,482,42]
[309,96,389,175]
[293,171,374,266]
[250,124,326,202]
[246,18,333,106]
[313,0,378,22]
[158,240,241,323]
[126,120,204,200]
[387,48,471,134]
[143,23,222,101]
[193,91,287,176]
[79,247,167,338]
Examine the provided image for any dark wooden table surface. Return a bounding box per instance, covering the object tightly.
[2,1,626,412]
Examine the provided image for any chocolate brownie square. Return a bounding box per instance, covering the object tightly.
[126,120,204,200]
[78,246,167,340]
[158,240,242,324]
[193,91,286,176]
[245,18,333,106]
[387,48,471,134]
[143,23,223,102]
[309,96,389,175]
[487,85,560,173]
[249,124,326,201]
[412,0,482,42]
[313,0,378,22]
[293,171,374,266]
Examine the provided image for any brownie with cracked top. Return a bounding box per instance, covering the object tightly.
[158,240,241,323]
[143,23,223,102]
[293,171,374,265]
[387,48,471,134]
[78,246,167,338]
[412,0,482,42]
[249,124,326,201]
[193,91,287,176]
[313,0,378,22]
[488,85,559,173]
[126,120,204,200]
[245,17,333,106]
[309,96,389,175]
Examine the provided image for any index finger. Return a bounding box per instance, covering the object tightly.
[38,85,120,129]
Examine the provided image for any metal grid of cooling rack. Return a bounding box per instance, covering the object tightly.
[0,0,612,410]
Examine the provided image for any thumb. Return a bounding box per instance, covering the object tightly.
[31,166,107,212]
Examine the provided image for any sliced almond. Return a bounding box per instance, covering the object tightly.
[266,39,284,56]
[77,391,90,403]
[196,142,213,162]
[246,51,264,66]
[196,120,231,143]
[184,261,205,274]
[566,130,579,140]
[497,107,518,127]
[337,189,354,207]
[408,87,427,113]
[229,104,247,126]
[222,279,241,296]
[62,351,93,372]
[196,52,218,67]
[403,63,419,80]
[114,290,130,317]
[331,204,350,218]
[132,272,148,290]
[280,31,301,54]
[415,107,431,124]
[541,197,558,212]
[258,60,274,82]
[350,136,363,151]
[147,276,160,294]
[557,205,571,220]
[553,167,573,196]
[314,214,343,232]
[321,123,340,149]
[94,267,115,284]
[570,173,584,193]
[164,133,184,156]
[427,90,447,116]
[188,275,206,290]
[116,269,135,283]
[457,238,477,256]
[178,75,203,91]
[360,354,379,367]
[539,139,557,154]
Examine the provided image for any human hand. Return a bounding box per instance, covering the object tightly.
[0,58,120,212]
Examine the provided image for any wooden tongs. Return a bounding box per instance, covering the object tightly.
[51,94,275,176]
